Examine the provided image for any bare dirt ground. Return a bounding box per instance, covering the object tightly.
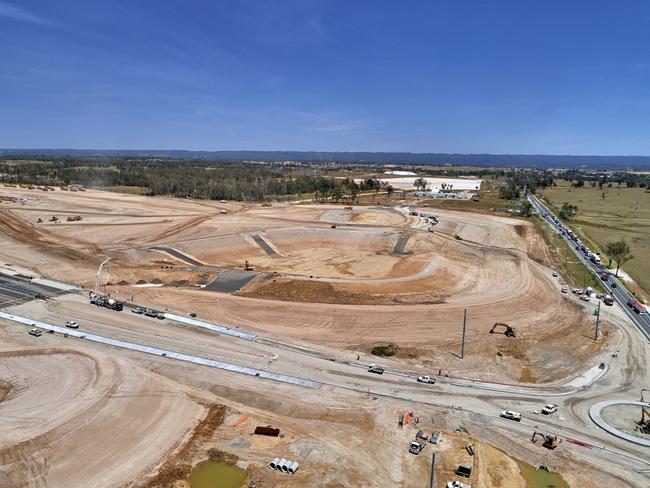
[0,186,608,384]
[0,343,205,488]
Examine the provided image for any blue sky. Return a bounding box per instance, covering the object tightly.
[1,1,650,154]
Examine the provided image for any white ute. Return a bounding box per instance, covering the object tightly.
[417,375,436,384]
[65,321,79,329]
[28,328,42,337]
[542,404,559,415]
[500,410,522,422]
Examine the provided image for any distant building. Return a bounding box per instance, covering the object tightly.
[383,170,417,176]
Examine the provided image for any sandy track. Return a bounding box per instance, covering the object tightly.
[0,347,204,488]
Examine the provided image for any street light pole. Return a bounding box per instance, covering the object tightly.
[594,300,601,340]
[460,309,467,359]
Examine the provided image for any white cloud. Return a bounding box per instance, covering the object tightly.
[0,1,47,24]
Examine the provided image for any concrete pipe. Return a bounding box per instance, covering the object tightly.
[269,458,280,470]
[277,458,288,472]
[288,461,299,475]
[281,459,291,472]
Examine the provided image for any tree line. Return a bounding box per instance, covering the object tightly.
[0,158,392,202]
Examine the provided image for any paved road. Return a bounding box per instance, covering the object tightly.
[150,246,205,266]
[528,193,650,341]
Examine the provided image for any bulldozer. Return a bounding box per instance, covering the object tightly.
[531,431,561,450]
[490,322,516,338]
[244,260,254,271]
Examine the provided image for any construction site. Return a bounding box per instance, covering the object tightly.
[0,185,649,488]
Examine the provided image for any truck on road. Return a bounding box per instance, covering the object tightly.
[628,296,647,314]
[89,292,123,311]
[367,364,384,374]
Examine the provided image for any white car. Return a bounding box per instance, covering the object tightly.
[552,271,558,277]
[500,410,522,422]
[561,286,569,294]
[28,328,42,337]
[417,375,436,384]
[580,295,591,302]
[542,404,559,415]
[64,321,79,329]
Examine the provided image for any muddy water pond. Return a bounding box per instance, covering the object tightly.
[518,461,569,488]
[190,461,247,488]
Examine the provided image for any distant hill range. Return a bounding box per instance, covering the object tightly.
[2,149,650,169]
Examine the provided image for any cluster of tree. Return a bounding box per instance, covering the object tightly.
[558,170,650,189]
[0,158,393,202]
[604,240,633,277]
[559,202,578,221]
[497,170,554,200]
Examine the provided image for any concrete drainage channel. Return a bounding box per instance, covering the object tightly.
[0,310,321,389]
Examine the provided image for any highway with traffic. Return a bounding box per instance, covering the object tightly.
[528,192,650,341]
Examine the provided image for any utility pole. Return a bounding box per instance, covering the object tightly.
[460,309,467,359]
[594,300,601,340]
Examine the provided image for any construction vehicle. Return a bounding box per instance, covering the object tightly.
[531,431,561,450]
[454,234,463,240]
[244,260,253,271]
[490,322,516,338]
[261,202,273,207]
[639,407,650,434]
[49,216,58,222]
[66,215,82,222]
[409,431,428,454]
[89,292,123,311]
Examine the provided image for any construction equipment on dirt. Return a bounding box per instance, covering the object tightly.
[409,430,429,454]
[261,202,272,207]
[66,215,82,222]
[244,260,254,271]
[454,234,462,240]
[37,218,42,223]
[639,406,650,434]
[490,322,516,338]
[49,216,58,222]
[531,431,561,450]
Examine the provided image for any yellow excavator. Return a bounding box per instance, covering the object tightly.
[490,322,516,338]
[531,431,561,450]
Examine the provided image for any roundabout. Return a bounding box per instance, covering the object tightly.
[589,400,650,447]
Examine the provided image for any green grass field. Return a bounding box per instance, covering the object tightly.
[540,181,650,296]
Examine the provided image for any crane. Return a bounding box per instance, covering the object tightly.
[490,322,516,338]
[95,258,112,295]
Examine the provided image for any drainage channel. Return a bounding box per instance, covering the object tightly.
[0,310,320,389]
[164,313,257,340]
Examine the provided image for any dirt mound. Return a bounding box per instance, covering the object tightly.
[243,278,447,305]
